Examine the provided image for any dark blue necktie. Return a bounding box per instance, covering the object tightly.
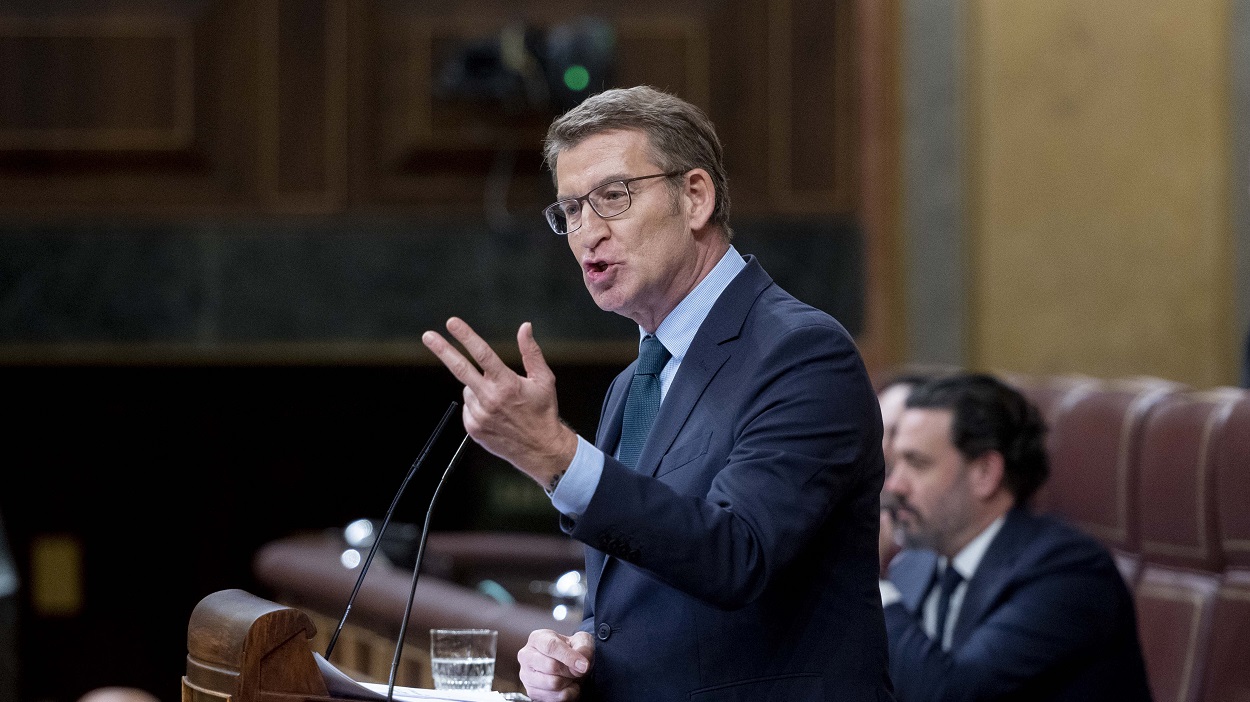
[934,564,964,649]
[618,335,670,469]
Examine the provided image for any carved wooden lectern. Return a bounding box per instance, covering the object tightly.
[183,589,334,702]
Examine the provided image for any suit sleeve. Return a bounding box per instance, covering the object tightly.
[567,321,880,609]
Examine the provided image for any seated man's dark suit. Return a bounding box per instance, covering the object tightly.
[565,257,893,702]
[884,507,1152,702]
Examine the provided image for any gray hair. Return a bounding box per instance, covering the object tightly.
[543,85,732,238]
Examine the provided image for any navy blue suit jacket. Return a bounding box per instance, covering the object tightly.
[560,256,894,701]
[884,508,1152,702]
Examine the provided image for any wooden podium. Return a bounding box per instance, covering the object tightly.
[182,589,336,702]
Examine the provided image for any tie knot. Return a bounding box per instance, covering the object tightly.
[939,563,963,595]
[637,335,670,376]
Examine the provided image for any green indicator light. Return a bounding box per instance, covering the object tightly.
[563,65,591,91]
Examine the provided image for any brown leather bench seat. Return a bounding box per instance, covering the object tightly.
[1005,374,1249,702]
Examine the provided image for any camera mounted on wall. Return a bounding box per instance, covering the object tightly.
[436,16,617,115]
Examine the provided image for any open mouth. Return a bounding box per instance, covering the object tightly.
[585,260,609,274]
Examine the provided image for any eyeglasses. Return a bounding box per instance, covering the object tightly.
[543,171,685,236]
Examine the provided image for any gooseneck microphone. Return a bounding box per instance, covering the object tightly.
[324,400,461,661]
[385,431,472,701]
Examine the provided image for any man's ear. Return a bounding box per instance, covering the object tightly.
[683,168,715,231]
[969,451,1006,500]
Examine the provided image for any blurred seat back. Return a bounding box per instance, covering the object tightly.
[1203,570,1250,702]
[1135,568,1219,702]
[1201,390,1250,701]
[1137,389,1227,574]
[1133,388,1236,702]
[1212,390,1250,572]
[1038,377,1183,562]
[1001,371,1100,431]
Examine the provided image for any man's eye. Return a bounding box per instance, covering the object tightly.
[560,202,581,217]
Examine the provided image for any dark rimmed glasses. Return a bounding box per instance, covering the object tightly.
[543,171,685,236]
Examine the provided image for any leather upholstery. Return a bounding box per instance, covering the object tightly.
[1201,392,1250,700]
[1039,377,1184,552]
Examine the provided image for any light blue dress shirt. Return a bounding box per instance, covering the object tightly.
[550,246,746,518]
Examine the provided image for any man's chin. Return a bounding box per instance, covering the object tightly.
[895,528,932,551]
[588,288,628,316]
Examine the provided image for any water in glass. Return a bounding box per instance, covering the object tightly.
[431,656,495,690]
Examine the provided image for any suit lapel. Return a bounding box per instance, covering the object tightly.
[588,371,631,591]
[950,508,1035,649]
[635,339,730,476]
[596,365,632,456]
[634,256,771,477]
[587,256,770,599]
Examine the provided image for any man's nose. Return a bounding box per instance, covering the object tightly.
[883,468,906,496]
[573,209,610,246]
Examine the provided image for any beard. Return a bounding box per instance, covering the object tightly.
[888,471,976,555]
[892,501,941,552]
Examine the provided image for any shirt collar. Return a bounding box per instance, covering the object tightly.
[941,514,1007,581]
[646,245,744,362]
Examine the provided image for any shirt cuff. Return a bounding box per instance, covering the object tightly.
[549,435,603,518]
[879,579,902,607]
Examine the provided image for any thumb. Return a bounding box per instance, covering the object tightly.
[517,322,553,381]
[572,629,595,654]
[568,631,595,672]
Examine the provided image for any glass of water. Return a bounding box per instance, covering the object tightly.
[429,628,498,691]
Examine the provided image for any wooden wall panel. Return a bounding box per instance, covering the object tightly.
[0,4,223,211]
[0,20,193,150]
[268,0,347,212]
[0,1,857,220]
[768,0,856,212]
[349,4,716,213]
[613,18,710,107]
[0,0,343,215]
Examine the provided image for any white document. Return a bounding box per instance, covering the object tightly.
[314,652,514,702]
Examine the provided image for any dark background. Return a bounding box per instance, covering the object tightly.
[1,361,619,701]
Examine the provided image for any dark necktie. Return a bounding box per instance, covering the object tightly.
[618,335,670,469]
[934,564,964,649]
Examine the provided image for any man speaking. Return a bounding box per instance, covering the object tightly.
[423,85,893,702]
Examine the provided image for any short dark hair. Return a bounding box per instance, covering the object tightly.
[905,373,1050,505]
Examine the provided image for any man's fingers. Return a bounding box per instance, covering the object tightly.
[518,630,590,702]
[569,630,594,652]
[445,317,511,378]
[517,322,554,382]
[421,330,483,388]
[525,681,581,702]
[544,633,590,675]
[528,630,591,676]
[568,631,594,673]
